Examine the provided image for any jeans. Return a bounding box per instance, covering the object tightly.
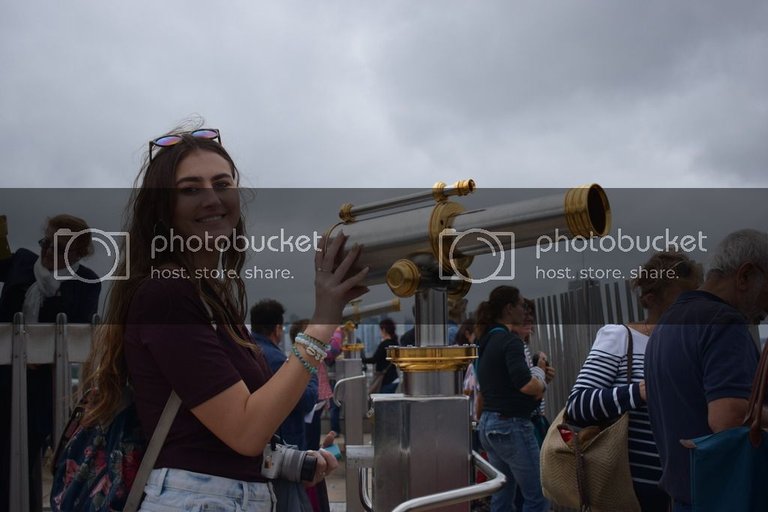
[139,468,276,512]
[478,412,549,512]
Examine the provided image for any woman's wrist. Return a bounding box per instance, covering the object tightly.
[291,344,319,375]
[302,324,335,348]
[309,303,341,324]
[296,332,331,351]
[294,337,326,363]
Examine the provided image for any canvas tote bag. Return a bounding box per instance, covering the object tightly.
[540,325,641,512]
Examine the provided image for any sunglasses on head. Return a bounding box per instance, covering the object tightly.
[149,128,221,162]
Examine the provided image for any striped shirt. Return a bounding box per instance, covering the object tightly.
[566,324,661,486]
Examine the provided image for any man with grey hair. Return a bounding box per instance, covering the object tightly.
[645,229,768,511]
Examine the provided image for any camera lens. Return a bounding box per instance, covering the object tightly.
[279,447,305,482]
[300,453,317,482]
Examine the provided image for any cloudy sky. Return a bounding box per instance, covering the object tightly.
[2,0,767,189]
[3,1,768,330]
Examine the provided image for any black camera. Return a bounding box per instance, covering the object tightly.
[261,440,317,482]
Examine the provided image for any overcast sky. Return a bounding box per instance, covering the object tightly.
[2,0,767,189]
[3,1,768,333]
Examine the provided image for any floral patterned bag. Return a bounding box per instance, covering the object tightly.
[50,393,145,512]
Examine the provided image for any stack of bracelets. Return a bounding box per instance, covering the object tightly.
[292,332,331,375]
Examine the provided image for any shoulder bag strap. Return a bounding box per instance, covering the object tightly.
[622,325,633,383]
[123,391,182,512]
[747,340,768,446]
[573,428,592,511]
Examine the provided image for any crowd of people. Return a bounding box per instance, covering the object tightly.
[1,125,767,512]
[469,232,768,512]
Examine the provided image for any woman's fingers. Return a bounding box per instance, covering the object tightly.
[316,233,370,293]
[312,232,370,324]
[318,448,339,473]
[316,232,346,273]
[338,266,370,296]
[304,449,339,486]
[332,241,361,279]
[304,450,326,485]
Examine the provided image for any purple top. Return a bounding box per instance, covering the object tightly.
[124,277,272,482]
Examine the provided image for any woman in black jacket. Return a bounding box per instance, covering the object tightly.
[475,285,549,512]
[363,317,399,393]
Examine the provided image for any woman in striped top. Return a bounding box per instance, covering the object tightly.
[566,251,702,511]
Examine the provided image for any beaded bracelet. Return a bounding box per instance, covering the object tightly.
[291,345,318,375]
[294,338,326,362]
[296,332,331,351]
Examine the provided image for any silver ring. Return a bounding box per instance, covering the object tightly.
[316,267,329,272]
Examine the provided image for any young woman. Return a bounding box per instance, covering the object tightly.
[80,127,369,511]
[566,251,702,511]
[475,286,549,512]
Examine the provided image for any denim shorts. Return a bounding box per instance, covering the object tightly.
[139,468,276,512]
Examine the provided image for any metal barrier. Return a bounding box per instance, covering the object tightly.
[358,451,506,512]
[0,314,98,512]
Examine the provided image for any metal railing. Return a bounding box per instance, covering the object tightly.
[359,451,506,512]
[1,313,99,512]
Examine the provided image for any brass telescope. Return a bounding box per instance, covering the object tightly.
[326,183,610,298]
[325,181,613,388]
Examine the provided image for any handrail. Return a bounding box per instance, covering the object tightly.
[332,372,366,406]
[358,467,374,512]
[390,451,506,512]
[358,451,505,512]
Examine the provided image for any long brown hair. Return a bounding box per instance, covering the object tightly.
[81,128,252,426]
[474,285,521,339]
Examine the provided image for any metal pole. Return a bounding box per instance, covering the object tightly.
[10,312,29,512]
[53,313,71,447]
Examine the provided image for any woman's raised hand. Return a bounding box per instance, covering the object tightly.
[311,232,369,325]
